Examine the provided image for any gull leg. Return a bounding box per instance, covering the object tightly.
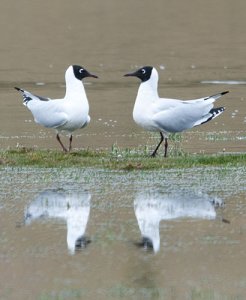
[56,134,68,152]
[69,134,73,152]
[164,137,168,157]
[151,132,164,157]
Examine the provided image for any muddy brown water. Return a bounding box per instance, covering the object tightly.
[0,1,246,300]
[0,0,245,154]
[1,167,246,300]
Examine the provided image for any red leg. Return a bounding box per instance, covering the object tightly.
[56,134,68,152]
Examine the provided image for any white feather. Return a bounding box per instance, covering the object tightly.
[132,67,227,135]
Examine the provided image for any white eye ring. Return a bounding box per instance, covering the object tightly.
[141,69,146,74]
[79,68,84,73]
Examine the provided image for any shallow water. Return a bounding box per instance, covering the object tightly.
[1,1,246,299]
[0,166,246,300]
[0,0,246,154]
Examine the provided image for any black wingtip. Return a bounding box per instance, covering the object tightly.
[222,91,229,95]
[14,87,23,92]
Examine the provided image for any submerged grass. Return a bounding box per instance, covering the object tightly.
[0,146,246,170]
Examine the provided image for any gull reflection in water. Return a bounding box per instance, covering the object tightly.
[25,189,91,254]
[134,191,223,253]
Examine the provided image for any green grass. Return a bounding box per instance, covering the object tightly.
[0,146,246,170]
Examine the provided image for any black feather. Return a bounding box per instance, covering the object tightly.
[201,107,225,125]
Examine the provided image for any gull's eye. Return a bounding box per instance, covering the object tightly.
[141,69,146,74]
[79,68,84,73]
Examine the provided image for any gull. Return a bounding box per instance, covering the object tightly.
[124,66,229,157]
[15,65,98,152]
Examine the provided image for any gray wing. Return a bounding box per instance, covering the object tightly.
[15,87,68,128]
[153,91,228,132]
[27,100,69,128]
[15,87,50,106]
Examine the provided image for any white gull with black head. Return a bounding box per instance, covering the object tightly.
[15,65,98,152]
[124,66,229,157]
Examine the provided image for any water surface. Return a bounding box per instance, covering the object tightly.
[0,166,246,299]
[1,1,246,299]
[0,0,245,154]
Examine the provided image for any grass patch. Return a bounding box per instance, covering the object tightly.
[0,146,246,170]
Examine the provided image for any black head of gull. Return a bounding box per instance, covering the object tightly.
[73,65,98,80]
[124,66,153,82]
